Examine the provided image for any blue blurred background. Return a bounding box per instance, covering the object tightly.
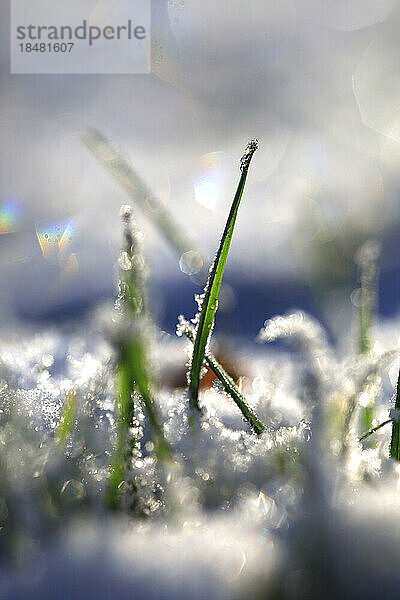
[2,0,400,348]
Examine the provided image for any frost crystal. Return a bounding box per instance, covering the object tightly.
[120,204,132,222]
[240,138,259,172]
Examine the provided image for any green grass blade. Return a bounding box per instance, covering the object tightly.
[106,459,125,511]
[119,205,147,317]
[108,205,172,507]
[83,129,200,259]
[117,346,137,427]
[124,331,173,462]
[355,241,381,437]
[181,322,265,434]
[188,139,258,409]
[55,389,77,450]
[390,370,400,460]
[359,418,391,442]
[106,355,136,510]
[204,352,265,435]
[339,350,397,456]
[107,207,146,507]
[119,206,172,460]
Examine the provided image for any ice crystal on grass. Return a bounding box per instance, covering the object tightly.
[258,311,332,378]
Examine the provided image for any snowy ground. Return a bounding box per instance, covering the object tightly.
[0,307,400,599]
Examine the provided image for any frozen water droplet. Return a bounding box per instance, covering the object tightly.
[41,354,54,368]
[119,251,132,271]
[120,204,132,222]
[212,379,224,393]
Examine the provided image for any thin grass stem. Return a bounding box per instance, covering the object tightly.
[188,139,258,410]
[108,205,172,508]
[359,418,391,442]
[182,325,265,434]
[390,370,400,460]
[83,129,200,260]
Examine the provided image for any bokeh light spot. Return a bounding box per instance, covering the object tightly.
[194,151,235,213]
[60,479,85,500]
[179,250,203,275]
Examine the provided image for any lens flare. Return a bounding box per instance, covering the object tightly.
[36,219,76,265]
[255,491,272,515]
[59,220,76,256]
[61,479,85,500]
[0,200,21,234]
[179,250,203,275]
[194,151,235,212]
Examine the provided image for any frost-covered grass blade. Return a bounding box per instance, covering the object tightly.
[359,418,391,442]
[340,351,396,456]
[390,370,400,460]
[122,330,172,462]
[179,319,265,434]
[55,388,77,450]
[107,353,137,510]
[108,206,172,508]
[188,139,258,409]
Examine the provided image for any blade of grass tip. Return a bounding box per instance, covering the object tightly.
[83,129,201,261]
[180,321,265,434]
[390,370,400,460]
[55,388,77,451]
[188,139,258,410]
[355,240,381,437]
